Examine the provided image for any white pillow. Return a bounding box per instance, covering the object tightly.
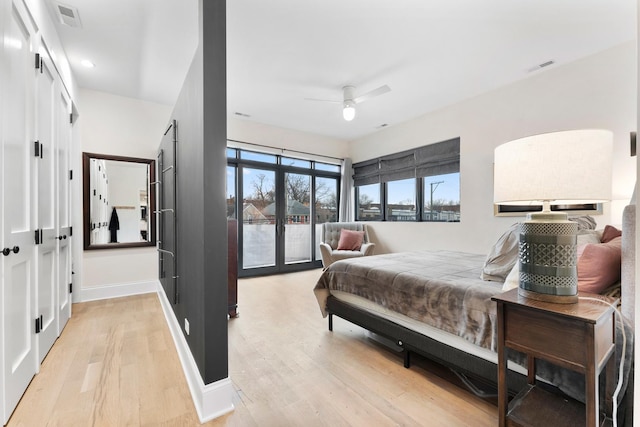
[502,263,520,291]
[481,223,520,282]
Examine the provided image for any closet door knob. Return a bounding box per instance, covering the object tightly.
[2,248,10,256]
[12,246,19,254]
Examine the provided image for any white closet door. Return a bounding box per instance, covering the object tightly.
[56,89,72,330]
[1,2,37,423]
[35,54,58,363]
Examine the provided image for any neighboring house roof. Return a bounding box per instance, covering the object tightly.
[262,199,309,216]
[242,203,267,220]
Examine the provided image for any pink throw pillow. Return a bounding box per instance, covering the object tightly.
[577,236,622,294]
[600,225,622,243]
[337,229,365,251]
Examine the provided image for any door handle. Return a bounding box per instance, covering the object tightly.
[1,247,18,256]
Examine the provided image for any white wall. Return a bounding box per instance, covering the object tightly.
[228,117,349,160]
[349,42,637,256]
[78,89,171,298]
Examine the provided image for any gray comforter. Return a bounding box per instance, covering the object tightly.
[314,250,502,351]
[313,251,633,406]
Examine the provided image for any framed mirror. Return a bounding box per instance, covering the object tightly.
[83,152,156,250]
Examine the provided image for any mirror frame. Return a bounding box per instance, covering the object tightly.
[82,152,156,250]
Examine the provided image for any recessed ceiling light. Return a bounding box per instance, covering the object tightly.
[81,59,95,68]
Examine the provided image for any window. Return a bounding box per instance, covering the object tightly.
[423,172,460,222]
[353,138,460,222]
[240,150,276,163]
[315,177,338,224]
[315,162,341,173]
[356,183,381,221]
[387,178,416,221]
[282,157,311,168]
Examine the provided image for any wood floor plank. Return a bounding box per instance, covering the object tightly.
[7,269,499,426]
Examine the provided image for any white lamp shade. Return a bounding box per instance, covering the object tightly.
[494,129,613,205]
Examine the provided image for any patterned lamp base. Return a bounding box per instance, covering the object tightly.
[518,212,578,304]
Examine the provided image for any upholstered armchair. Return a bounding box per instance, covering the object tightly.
[319,222,375,268]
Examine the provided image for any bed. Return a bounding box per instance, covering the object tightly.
[313,206,635,425]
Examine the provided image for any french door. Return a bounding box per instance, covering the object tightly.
[234,163,339,277]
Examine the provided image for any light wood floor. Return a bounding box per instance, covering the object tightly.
[7,269,498,426]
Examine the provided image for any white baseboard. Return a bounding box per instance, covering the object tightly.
[156,283,235,422]
[76,280,157,302]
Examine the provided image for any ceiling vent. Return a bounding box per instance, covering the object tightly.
[55,3,82,28]
[528,60,555,73]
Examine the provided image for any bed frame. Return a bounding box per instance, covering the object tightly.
[325,204,636,425]
[326,296,529,396]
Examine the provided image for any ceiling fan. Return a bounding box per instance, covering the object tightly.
[305,84,391,121]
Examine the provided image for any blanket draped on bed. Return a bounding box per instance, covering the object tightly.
[314,251,502,351]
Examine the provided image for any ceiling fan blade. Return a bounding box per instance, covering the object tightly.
[354,84,391,104]
[304,97,342,104]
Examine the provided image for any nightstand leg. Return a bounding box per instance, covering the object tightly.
[586,332,597,427]
[527,356,535,384]
[497,302,507,427]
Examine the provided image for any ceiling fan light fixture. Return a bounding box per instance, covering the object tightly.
[343,100,356,121]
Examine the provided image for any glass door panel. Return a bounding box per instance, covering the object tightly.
[226,165,236,219]
[315,177,338,261]
[284,173,311,264]
[242,168,276,269]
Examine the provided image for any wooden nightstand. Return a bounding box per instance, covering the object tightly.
[492,289,617,427]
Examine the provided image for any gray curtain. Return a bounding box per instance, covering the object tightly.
[339,158,354,221]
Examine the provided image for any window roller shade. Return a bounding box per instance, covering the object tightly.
[353,137,460,185]
[379,152,415,182]
[353,158,380,186]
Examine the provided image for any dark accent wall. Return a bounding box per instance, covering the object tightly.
[159,0,228,385]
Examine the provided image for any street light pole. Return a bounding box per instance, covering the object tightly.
[429,180,444,220]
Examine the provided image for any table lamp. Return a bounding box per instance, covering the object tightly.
[494,129,613,303]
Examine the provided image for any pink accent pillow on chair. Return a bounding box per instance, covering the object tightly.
[337,229,365,251]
